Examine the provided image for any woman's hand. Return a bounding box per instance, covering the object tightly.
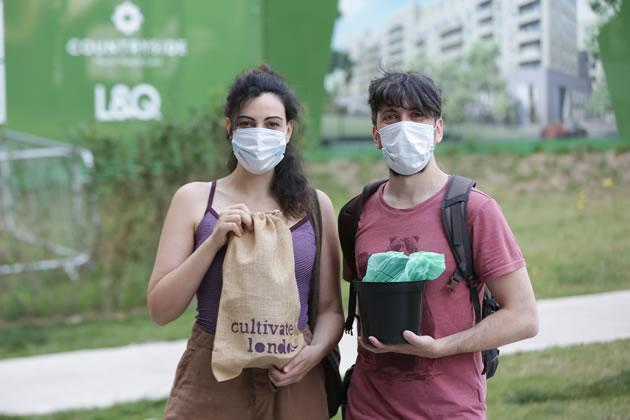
[209,204,253,248]
[268,326,322,387]
[268,343,324,387]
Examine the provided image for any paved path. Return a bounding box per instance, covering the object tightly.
[1,290,629,415]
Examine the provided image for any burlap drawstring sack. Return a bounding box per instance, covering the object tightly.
[211,210,306,382]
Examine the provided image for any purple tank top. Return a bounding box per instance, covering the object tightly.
[194,181,316,334]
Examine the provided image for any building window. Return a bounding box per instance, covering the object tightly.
[520,60,541,68]
[442,42,463,53]
[441,26,462,39]
[388,25,403,35]
[519,0,541,14]
[520,40,541,52]
[478,0,492,11]
[479,16,493,25]
[389,36,403,46]
[519,20,541,32]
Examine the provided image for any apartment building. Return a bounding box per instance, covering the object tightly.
[336,0,591,126]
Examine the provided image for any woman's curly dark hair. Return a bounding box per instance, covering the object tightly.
[224,64,311,218]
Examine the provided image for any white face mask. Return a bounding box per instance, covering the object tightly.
[232,128,287,174]
[377,120,437,176]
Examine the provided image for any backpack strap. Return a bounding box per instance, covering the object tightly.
[306,187,323,331]
[441,175,483,323]
[304,187,344,417]
[338,179,387,333]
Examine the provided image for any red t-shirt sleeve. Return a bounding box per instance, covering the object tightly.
[469,193,526,283]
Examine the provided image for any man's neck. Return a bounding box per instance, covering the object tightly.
[383,160,448,209]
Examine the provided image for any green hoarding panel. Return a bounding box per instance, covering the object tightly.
[598,1,630,139]
[2,0,336,145]
[263,0,339,148]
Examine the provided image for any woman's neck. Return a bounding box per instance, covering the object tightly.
[224,164,275,198]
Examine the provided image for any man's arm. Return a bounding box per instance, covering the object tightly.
[361,266,539,357]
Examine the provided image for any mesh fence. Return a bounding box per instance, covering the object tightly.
[0,129,97,281]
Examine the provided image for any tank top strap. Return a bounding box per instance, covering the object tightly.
[205,181,217,215]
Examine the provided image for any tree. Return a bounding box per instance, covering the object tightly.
[329,49,354,83]
[584,0,621,116]
[411,40,513,123]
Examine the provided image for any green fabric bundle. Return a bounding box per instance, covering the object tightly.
[363,251,445,283]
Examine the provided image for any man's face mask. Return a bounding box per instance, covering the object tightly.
[376,120,437,176]
[231,127,287,175]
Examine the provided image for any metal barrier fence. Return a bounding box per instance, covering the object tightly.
[0,129,97,280]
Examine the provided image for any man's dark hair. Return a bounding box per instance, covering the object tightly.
[368,71,442,125]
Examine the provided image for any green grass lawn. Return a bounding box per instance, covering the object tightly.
[2,340,628,420]
[0,308,196,360]
[486,340,630,419]
[2,145,630,359]
[0,399,166,420]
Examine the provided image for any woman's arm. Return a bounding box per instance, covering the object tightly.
[269,190,344,386]
[147,182,252,326]
[309,189,345,352]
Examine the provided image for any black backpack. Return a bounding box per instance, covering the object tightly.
[338,175,500,379]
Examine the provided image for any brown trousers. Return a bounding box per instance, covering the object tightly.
[163,323,328,420]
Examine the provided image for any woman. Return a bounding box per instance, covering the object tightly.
[147,64,343,419]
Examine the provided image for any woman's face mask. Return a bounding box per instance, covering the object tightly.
[232,127,287,175]
[376,120,437,176]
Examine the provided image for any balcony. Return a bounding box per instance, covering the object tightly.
[388,36,403,46]
[518,7,542,26]
[388,24,403,35]
[441,41,463,54]
[440,26,463,51]
[478,0,492,11]
[477,7,493,22]
[441,23,463,38]
[478,23,493,39]
[516,0,537,7]
[519,48,541,63]
[518,18,541,44]
[519,59,541,69]
[517,29,541,45]
[388,47,404,58]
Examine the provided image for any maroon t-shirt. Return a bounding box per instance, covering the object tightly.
[344,178,525,419]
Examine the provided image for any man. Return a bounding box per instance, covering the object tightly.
[343,71,539,419]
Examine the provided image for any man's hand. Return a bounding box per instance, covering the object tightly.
[358,331,443,358]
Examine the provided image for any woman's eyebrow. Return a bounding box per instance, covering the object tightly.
[264,116,284,121]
